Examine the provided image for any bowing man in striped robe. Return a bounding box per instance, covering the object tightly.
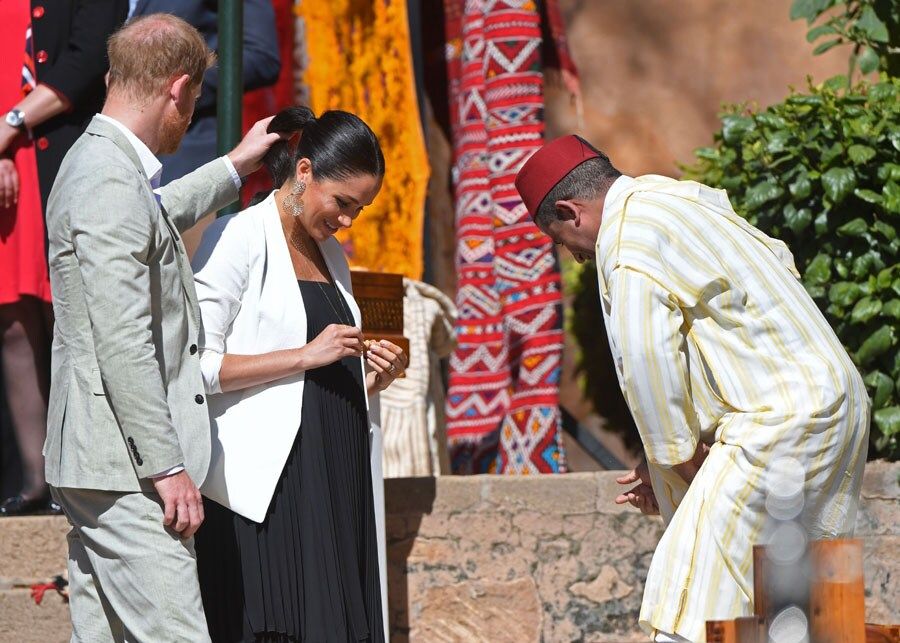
[515,135,870,642]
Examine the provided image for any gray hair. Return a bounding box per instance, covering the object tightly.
[533,152,621,228]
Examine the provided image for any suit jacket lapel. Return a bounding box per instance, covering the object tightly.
[158,203,201,324]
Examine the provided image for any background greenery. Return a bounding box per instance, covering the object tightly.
[568,0,899,460]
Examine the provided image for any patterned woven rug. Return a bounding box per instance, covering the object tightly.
[444,0,568,474]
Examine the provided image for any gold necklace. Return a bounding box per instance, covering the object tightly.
[289,223,354,327]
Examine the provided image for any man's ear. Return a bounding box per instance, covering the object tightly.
[554,199,580,224]
[170,74,193,107]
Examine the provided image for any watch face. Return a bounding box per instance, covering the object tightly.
[6,110,25,128]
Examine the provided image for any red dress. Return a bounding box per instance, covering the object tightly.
[0,1,51,305]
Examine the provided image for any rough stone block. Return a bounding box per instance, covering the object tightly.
[409,578,541,642]
[0,517,69,581]
[0,589,70,643]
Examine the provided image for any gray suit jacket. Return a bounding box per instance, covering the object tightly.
[44,116,239,492]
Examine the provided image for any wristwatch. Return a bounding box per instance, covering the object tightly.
[4,108,27,133]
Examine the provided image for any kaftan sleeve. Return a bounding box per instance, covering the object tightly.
[607,266,700,467]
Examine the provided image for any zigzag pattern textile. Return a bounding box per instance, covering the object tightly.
[444,0,566,474]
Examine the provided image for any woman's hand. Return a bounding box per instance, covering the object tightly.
[365,340,407,393]
[302,324,365,370]
[0,159,19,209]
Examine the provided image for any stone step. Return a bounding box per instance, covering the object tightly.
[0,589,70,643]
[0,516,69,582]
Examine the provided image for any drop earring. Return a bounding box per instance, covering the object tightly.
[284,180,307,217]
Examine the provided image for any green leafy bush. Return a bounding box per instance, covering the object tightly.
[791,0,899,78]
[683,76,900,459]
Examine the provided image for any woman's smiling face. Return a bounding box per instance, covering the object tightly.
[294,157,383,241]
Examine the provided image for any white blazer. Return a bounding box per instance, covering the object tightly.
[190,193,388,630]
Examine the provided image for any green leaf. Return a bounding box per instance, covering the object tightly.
[848,144,876,165]
[869,82,897,102]
[855,189,883,204]
[822,168,857,204]
[883,182,900,215]
[853,251,885,278]
[790,175,812,199]
[835,258,850,279]
[813,39,843,55]
[766,130,793,154]
[722,115,755,145]
[851,296,882,323]
[883,299,900,319]
[806,253,833,284]
[856,325,896,365]
[856,6,890,43]
[785,206,813,233]
[806,22,838,41]
[873,406,900,437]
[872,221,897,241]
[837,217,868,237]
[791,0,819,21]
[864,371,894,408]
[828,281,860,306]
[745,181,784,209]
[893,278,900,297]
[823,74,849,91]
[858,47,881,74]
[822,142,844,165]
[815,210,830,234]
[877,164,900,183]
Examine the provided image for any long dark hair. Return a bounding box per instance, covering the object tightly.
[252,106,385,205]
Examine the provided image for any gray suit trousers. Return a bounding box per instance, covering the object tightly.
[52,487,210,643]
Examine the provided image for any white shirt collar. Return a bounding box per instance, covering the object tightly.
[95,114,163,188]
[602,174,636,212]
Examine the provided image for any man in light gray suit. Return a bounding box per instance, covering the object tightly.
[44,14,281,641]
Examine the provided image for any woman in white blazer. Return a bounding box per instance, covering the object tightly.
[190,107,405,643]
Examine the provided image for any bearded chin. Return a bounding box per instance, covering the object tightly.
[159,116,189,155]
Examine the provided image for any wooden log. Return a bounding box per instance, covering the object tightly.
[809,538,865,643]
[752,544,769,621]
[865,623,900,643]
[735,616,764,643]
[707,620,737,643]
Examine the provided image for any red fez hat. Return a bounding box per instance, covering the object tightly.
[515,135,600,218]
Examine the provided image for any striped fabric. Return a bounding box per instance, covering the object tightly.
[22,24,36,96]
[596,175,871,642]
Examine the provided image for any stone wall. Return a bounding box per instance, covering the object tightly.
[1,463,897,642]
[386,462,898,642]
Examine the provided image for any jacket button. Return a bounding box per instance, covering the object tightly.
[136,457,143,466]
[36,50,48,64]
[37,137,49,151]
[189,344,198,355]
[195,394,204,404]
[32,6,45,18]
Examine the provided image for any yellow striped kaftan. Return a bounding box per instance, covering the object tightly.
[595,175,870,642]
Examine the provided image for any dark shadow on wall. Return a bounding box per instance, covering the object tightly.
[385,476,436,642]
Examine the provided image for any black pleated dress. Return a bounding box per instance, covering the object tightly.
[196,280,384,643]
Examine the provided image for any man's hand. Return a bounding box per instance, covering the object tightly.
[226,116,285,178]
[151,470,204,539]
[615,458,660,515]
[672,441,711,485]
